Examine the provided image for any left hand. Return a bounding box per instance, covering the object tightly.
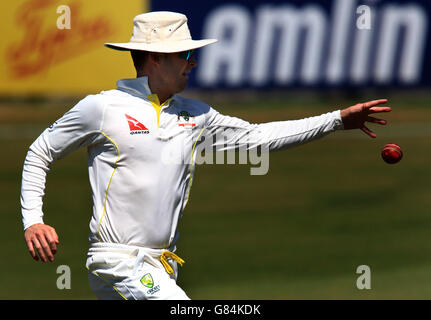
[340,99,391,138]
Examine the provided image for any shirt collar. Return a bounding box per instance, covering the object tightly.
[116,76,152,98]
[116,76,177,104]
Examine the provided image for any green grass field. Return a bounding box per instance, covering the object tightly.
[1,90,431,299]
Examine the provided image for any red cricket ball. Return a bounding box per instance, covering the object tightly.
[381,143,403,164]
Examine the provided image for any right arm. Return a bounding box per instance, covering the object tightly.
[21,95,105,262]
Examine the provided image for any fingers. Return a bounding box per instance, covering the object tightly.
[48,228,59,254]
[25,225,59,263]
[342,98,391,137]
[368,106,392,114]
[26,238,38,261]
[37,232,56,262]
[362,114,388,138]
[366,116,387,125]
[362,99,391,115]
[362,99,388,108]
[27,236,47,262]
[34,235,49,262]
[361,125,376,138]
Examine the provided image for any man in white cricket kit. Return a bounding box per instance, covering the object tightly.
[20,11,391,300]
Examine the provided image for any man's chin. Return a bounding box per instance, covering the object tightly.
[176,81,188,94]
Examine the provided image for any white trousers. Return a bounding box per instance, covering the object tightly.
[86,242,190,300]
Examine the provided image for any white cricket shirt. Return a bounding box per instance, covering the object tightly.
[20,76,344,249]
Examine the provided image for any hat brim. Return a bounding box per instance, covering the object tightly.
[104,39,218,53]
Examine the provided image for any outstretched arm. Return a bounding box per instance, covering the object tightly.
[201,98,390,155]
[340,99,391,138]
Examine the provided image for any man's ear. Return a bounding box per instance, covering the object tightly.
[148,52,163,65]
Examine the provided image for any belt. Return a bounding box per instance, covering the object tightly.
[88,242,185,276]
[160,250,185,275]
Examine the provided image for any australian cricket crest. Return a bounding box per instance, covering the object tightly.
[140,273,154,288]
[177,110,196,128]
[140,273,160,295]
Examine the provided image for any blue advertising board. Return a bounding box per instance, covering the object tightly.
[151,0,430,89]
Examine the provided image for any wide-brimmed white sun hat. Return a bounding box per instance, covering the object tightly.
[105,11,217,53]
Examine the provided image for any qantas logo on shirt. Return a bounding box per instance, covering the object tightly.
[125,114,149,135]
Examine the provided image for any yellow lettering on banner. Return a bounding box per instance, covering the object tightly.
[0,0,148,95]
